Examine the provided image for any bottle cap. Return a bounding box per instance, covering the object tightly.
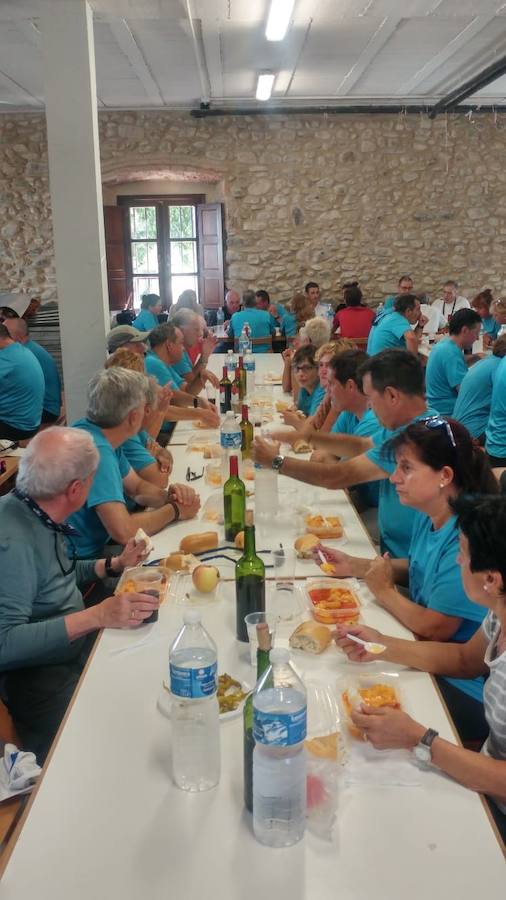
[269,648,289,665]
[183,609,202,625]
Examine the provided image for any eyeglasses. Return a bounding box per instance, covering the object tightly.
[293,365,317,373]
[424,416,456,448]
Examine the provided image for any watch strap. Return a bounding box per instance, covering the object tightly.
[420,727,439,749]
[104,556,117,578]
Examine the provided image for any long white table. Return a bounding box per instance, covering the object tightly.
[2,354,504,895]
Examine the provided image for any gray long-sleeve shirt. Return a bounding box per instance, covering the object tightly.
[0,493,96,670]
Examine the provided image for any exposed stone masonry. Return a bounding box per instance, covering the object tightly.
[1,110,506,304]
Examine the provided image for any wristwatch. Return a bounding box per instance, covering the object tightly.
[104,556,118,578]
[271,454,285,472]
[193,397,199,408]
[413,728,438,765]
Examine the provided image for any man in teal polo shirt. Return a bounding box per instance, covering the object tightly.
[453,335,506,439]
[367,293,423,356]
[145,323,219,432]
[252,350,435,559]
[485,355,506,467]
[69,368,200,559]
[5,317,61,424]
[426,307,482,416]
[170,309,219,390]
[0,322,45,440]
[229,292,276,353]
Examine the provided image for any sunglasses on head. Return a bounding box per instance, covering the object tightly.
[424,415,456,448]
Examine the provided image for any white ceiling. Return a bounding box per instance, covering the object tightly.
[1,0,506,112]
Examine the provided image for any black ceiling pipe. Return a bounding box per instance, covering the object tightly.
[428,53,506,119]
[191,103,506,118]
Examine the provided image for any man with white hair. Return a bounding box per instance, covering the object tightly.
[69,368,200,559]
[170,308,219,390]
[0,322,45,441]
[0,427,157,762]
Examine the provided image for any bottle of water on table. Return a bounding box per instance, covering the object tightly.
[253,648,307,847]
[220,410,242,481]
[216,306,225,333]
[238,325,250,357]
[226,348,236,378]
[244,349,255,395]
[169,609,220,792]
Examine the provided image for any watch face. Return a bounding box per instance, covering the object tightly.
[414,744,431,764]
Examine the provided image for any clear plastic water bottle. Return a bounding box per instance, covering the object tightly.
[239,325,250,357]
[169,609,220,792]
[252,648,307,847]
[244,349,256,395]
[216,306,225,331]
[220,410,242,482]
[226,349,236,377]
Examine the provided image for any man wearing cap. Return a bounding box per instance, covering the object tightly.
[106,325,148,356]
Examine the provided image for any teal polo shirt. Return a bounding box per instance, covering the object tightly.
[426,338,467,416]
[297,383,325,417]
[26,339,61,416]
[67,419,132,559]
[485,356,506,458]
[0,342,45,431]
[365,408,438,558]
[332,408,381,507]
[145,351,184,389]
[229,308,276,353]
[133,309,159,332]
[121,430,155,511]
[172,349,193,377]
[453,355,500,438]
[409,511,485,702]
[482,316,500,340]
[367,311,409,355]
[281,312,297,338]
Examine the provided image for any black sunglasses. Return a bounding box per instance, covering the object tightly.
[54,532,77,577]
[424,415,456,448]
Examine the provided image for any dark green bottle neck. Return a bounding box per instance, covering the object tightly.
[243,524,257,557]
[256,649,270,679]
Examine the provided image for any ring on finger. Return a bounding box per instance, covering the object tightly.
[130,609,136,620]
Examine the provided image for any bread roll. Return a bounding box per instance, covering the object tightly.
[305,515,343,539]
[294,534,320,558]
[161,553,194,572]
[179,532,219,554]
[234,531,244,549]
[289,621,332,654]
[134,527,154,554]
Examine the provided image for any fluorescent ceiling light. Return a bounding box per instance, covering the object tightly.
[265,0,295,42]
[256,73,275,101]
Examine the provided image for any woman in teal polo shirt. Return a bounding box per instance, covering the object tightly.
[317,417,498,742]
[133,293,162,332]
[471,288,500,344]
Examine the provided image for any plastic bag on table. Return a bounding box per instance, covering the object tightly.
[306,754,340,841]
[200,491,224,525]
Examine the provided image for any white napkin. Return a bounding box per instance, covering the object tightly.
[343,740,422,787]
[0,744,41,801]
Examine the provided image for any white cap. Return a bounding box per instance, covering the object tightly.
[269,648,289,665]
[183,609,201,625]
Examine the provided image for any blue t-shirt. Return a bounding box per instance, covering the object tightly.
[409,511,485,702]
[365,408,438,558]
[229,309,276,353]
[384,296,396,312]
[121,430,154,473]
[425,338,467,416]
[0,342,45,431]
[485,356,506,458]
[332,408,381,507]
[67,419,131,558]
[367,311,409,355]
[25,339,61,416]
[297,383,325,417]
[453,355,500,438]
[132,309,159,332]
[145,351,184,389]
[171,349,193,378]
[482,316,500,339]
[281,312,298,338]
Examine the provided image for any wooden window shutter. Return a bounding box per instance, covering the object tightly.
[103,206,132,311]
[197,202,224,310]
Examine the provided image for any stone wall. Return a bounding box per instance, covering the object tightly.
[1,109,506,304]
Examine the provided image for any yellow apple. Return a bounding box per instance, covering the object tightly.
[192,564,220,593]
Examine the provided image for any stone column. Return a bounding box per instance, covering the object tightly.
[41,0,109,422]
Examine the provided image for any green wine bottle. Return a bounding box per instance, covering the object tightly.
[219,365,232,414]
[238,355,247,400]
[223,454,245,542]
[240,405,253,460]
[235,510,265,642]
[243,623,271,813]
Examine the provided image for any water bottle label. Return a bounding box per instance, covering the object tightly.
[244,360,255,371]
[253,708,307,746]
[220,432,242,448]
[170,661,217,698]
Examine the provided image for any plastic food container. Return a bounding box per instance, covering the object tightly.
[115,566,171,605]
[338,672,402,741]
[200,492,224,525]
[304,577,361,625]
[186,431,220,453]
[205,461,223,487]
